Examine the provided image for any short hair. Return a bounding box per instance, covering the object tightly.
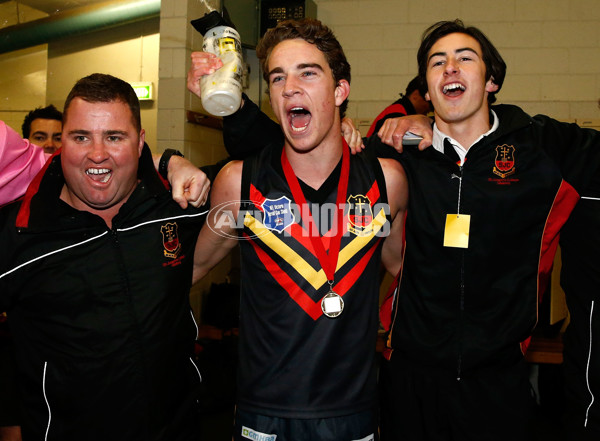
[63,73,141,132]
[256,18,351,118]
[404,75,426,99]
[22,104,63,139]
[417,19,506,105]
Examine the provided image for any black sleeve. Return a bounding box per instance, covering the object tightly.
[222,94,283,159]
[362,135,400,160]
[533,115,600,194]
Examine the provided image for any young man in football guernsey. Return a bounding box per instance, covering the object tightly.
[189,18,407,441]
[209,19,600,441]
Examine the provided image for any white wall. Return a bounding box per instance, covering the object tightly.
[0,44,48,134]
[46,19,161,148]
[315,0,600,123]
[0,18,160,147]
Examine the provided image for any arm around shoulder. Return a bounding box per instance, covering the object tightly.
[379,157,408,276]
[192,160,244,283]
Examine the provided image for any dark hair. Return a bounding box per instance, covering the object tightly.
[256,18,351,118]
[22,104,63,138]
[404,75,426,98]
[417,19,506,105]
[63,73,141,132]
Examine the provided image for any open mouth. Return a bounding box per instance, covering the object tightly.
[289,107,311,132]
[442,82,466,97]
[86,168,112,183]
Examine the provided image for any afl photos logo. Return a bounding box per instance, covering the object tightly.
[161,222,182,259]
[493,144,516,178]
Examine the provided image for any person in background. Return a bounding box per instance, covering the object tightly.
[21,104,63,154]
[366,75,431,137]
[0,73,210,441]
[188,18,407,441]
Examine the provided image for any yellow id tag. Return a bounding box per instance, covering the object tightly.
[444,214,470,248]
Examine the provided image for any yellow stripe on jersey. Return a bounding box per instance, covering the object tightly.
[244,208,387,290]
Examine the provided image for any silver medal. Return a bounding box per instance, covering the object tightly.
[321,290,344,318]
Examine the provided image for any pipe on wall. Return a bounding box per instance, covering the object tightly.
[0,0,161,54]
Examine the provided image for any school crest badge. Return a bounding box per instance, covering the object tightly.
[347,194,374,236]
[493,144,516,178]
[161,222,182,259]
[262,196,295,233]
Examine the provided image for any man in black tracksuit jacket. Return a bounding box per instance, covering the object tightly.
[0,74,209,441]
[218,19,600,441]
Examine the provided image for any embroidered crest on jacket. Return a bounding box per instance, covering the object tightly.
[161,222,182,258]
[493,144,516,178]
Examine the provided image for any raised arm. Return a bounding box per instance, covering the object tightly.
[187,52,363,158]
[0,121,49,205]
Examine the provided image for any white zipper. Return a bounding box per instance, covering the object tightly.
[188,309,202,384]
[584,300,595,427]
[42,361,51,440]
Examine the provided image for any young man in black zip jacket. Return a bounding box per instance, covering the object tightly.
[212,19,600,441]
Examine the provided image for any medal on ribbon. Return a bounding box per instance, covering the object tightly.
[281,140,350,318]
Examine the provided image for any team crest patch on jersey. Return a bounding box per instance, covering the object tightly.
[261,196,295,233]
[493,144,516,178]
[241,426,277,441]
[161,222,182,258]
[347,194,374,236]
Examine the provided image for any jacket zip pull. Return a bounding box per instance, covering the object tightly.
[456,164,465,382]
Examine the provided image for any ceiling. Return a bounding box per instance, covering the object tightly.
[1,0,111,15]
